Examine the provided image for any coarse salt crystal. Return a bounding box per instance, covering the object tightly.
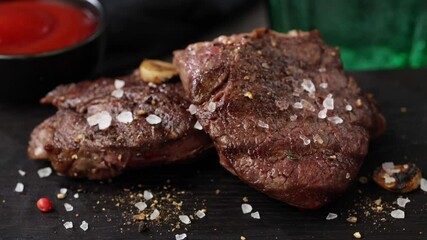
[149,209,160,220]
[313,134,324,144]
[74,193,79,199]
[195,210,206,219]
[327,116,343,124]
[146,114,162,125]
[319,82,328,89]
[241,203,252,214]
[60,188,68,194]
[301,79,316,93]
[15,183,24,192]
[64,203,74,212]
[143,190,153,200]
[323,94,334,110]
[63,221,73,229]
[391,209,405,219]
[208,102,216,112]
[179,215,191,224]
[37,167,52,178]
[258,120,269,129]
[421,178,427,192]
[188,104,198,115]
[175,233,187,240]
[397,197,410,208]
[382,162,394,171]
[114,79,125,89]
[318,108,327,119]
[385,177,396,184]
[251,211,260,219]
[18,170,26,176]
[293,102,303,109]
[116,111,133,124]
[194,121,203,130]
[290,115,298,121]
[111,89,124,98]
[135,201,147,211]
[80,221,89,231]
[87,111,112,130]
[148,82,157,88]
[318,67,326,73]
[346,172,351,179]
[345,104,353,111]
[299,134,311,145]
[326,212,338,220]
[292,92,300,97]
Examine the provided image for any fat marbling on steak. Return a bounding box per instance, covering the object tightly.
[28,70,211,179]
[174,29,386,209]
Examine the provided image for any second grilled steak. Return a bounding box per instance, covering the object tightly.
[28,70,211,179]
[174,29,386,209]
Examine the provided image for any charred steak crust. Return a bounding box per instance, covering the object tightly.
[28,70,211,179]
[174,29,386,209]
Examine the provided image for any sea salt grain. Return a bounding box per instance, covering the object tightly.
[15,183,24,192]
[421,178,427,192]
[319,82,328,89]
[258,120,269,129]
[144,190,153,200]
[111,89,124,98]
[194,121,203,130]
[135,202,147,211]
[346,172,351,179]
[345,104,353,111]
[318,108,327,119]
[327,116,343,125]
[382,162,394,171]
[64,203,74,212]
[188,104,198,115]
[87,111,112,130]
[175,233,187,240]
[313,134,324,144]
[391,209,405,219]
[63,221,73,229]
[114,79,125,89]
[301,99,315,112]
[116,111,133,124]
[326,212,338,220]
[293,102,303,109]
[80,221,89,231]
[37,167,52,178]
[301,79,316,93]
[146,114,162,125]
[179,215,191,224]
[323,94,334,110]
[397,197,410,208]
[195,210,206,219]
[208,102,217,112]
[150,209,160,220]
[290,114,298,121]
[60,188,68,195]
[385,177,396,184]
[299,134,311,145]
[251,211,261,219]
[241,203,252,214]
[18,170,26,176]
[74,193,79,199]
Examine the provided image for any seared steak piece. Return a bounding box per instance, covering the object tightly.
[174,29,386,209]
[28,70,211,179]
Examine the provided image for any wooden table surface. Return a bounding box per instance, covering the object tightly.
[1,69,427,240]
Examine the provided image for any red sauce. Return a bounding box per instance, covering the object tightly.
[0,0,98,55]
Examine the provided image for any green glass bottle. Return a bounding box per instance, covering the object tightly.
[268,0,427,70]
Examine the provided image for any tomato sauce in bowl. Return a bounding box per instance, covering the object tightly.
[0,0,99,55]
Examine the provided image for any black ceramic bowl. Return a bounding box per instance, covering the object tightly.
[0,0,105,102]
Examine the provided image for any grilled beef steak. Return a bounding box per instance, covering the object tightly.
[174,29,386,209]
[28,70,211,179]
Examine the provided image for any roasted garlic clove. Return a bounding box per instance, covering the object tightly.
[373,162,422,193]
[139,59,178,84]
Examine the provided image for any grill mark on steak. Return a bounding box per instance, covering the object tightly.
[28,70,212,179]
[174,28,386,209]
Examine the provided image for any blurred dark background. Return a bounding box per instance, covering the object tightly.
[98,0,267,75]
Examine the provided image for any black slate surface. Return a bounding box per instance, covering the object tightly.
[1,69,427,240]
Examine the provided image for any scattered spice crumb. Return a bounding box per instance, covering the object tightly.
[346,216,358,223]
